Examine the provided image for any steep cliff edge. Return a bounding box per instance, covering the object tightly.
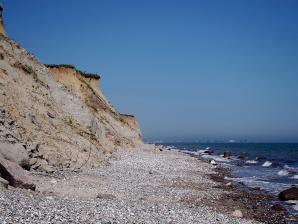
[0,5,7,37]
[0,34,143,172]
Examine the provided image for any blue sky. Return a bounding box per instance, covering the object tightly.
[2,0,298,142]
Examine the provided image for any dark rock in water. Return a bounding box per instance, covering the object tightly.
[278,187,298,201]
[223,151,231,158]
[0,155,35,190]
[237,155,245,159]
[206,150,214,155]
[271,204,287,212]
[255,156,266,161]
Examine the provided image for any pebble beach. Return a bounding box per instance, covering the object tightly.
[0,146,284,223]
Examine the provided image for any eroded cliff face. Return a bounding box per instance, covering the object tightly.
[0,34,143,172]
[0,5,7,37]
[47,65,143,148]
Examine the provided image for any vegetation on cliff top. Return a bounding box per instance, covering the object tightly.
[46,64,101,79]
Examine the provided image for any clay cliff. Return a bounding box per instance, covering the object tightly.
[0,12,143,174]
[0,5,7,37]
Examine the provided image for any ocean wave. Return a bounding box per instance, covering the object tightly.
[245,160,258,164]
[277,170,289,176]
[201,154,230,162]
[262,161,273,167]
[284,165,298,174]
[225,176,291,194]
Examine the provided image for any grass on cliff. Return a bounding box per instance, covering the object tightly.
[46,64,101,79]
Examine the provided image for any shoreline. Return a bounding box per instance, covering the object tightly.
[0,145,294,223]
[181,150,290,223]
[182,149,298,223]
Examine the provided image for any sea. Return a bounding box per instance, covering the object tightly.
[160,143,298,213]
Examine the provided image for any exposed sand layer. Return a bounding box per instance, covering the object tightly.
[0,35,143,171]
[0,147,260,223]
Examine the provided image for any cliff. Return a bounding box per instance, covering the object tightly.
[0,33,143,172]
[0,5,7,37]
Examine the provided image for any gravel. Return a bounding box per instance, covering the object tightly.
[0,147,259,223]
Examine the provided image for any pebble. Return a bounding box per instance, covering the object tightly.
[232,210,243,218]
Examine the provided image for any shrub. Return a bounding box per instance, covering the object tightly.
[23,65,34,74]
[45,64,101,79]
[45,64,76,69]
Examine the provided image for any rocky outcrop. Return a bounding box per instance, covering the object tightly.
[0,155,35,190]
[0,142,29,168]
[46,65,143,150]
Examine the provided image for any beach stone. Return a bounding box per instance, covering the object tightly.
[232,210,243,218]
[0,177,8,190]
[225,182,233,187]
[271,203,287,212]
[96,193,116,200]
[0,142,29,168]
[0,154,35,190]
[210,160,217,165]
[29,158,38,166]
[223,151,231,158]
[47,111,55,119]
[278,187,298,201]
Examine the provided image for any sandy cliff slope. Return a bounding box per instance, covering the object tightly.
[0,5,7,37]
[0,34,144,172]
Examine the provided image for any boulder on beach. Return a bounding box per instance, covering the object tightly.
[0,142,29,168]
[0,155,35,190]
[271,203,287,212]
[278,187,298,201]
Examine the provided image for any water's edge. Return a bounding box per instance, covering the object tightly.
[159,143,298,222]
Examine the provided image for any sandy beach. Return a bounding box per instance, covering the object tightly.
[0,146,287,224]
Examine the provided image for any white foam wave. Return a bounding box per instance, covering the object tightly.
[197,150,209,154]
[284,165,298,174]
[225,176,291,194]
[285,200,298,211]
[290,175,298,179]
[277,169,289,176]
[262,161,272,167]
[245,160,258,164]
[201,154,230,162]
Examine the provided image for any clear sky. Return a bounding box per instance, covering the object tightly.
[2,0,298,142]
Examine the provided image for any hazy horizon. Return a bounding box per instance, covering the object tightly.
[3,0,298,142]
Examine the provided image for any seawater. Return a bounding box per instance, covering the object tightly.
[161,143,298,211]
